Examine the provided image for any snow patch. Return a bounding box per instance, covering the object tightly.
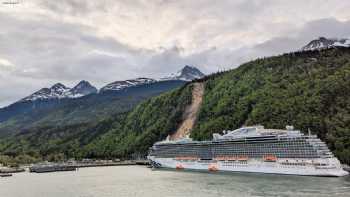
[160,65,205,81]
[100,78,156,92]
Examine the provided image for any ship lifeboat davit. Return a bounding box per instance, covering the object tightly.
[263,155,277,162]
[208,164,219,172]
[176,164,184,170]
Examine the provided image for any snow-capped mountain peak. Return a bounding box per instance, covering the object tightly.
[65,80,97,98]
[51,83,70,94]
[302,37,350,51]
[161,65,205,81]
[21,81,97,102]
[100,78,156,92]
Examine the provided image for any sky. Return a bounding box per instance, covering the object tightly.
[0,0,350,107]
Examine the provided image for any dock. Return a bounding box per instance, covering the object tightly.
[70,160,149,168]
[0,173,12,177]
[28,160,150,173]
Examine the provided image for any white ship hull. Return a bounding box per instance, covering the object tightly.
[148,156,349,177]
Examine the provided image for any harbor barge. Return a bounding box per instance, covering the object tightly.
[29,165,76,173]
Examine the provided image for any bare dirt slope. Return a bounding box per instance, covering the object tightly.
[169,82,204,140]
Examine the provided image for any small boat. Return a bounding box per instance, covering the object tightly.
[208,164,219,171]
[175,164,184,170]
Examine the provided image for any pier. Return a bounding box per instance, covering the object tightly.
[0,167,25,174]
[28,160,150,173]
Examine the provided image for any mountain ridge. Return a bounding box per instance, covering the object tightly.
[161,65,205,81]
[302,37,350,51]
[9,65,204,106]
[21,81,97,102]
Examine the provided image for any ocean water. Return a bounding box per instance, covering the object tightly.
[0,166,349,197]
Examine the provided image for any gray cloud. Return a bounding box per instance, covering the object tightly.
[39,0,109,16]
[0,1,350,107]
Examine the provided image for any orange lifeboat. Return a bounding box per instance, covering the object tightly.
[208,164,219,171]
[263,155,277,162]
[176,164,184,170]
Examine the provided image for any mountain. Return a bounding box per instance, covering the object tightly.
[65,80,98,98]
[22,83,70,102]
[1,47,349,165]
[161,65,205,81]
[0,66,203,136]
[302,37,350,51]
[99,65,204,93]
[21,81,97,102]
[10,65,203,104]
[0,80,187,137]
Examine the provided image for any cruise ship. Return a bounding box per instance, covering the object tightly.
[147,126,348,177]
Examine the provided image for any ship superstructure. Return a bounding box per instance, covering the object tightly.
[147,126,348,177]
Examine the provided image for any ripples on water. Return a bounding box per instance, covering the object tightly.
[0,166,349,197]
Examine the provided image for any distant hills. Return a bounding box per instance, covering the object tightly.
[16,65,204,103]
[0,66,205,135]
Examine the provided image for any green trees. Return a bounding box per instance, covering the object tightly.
[82,84,193,158]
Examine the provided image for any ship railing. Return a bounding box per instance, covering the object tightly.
[214,156,237,161]
[175,156,199,161]
[237,156,249,161]
[213,156,249,161]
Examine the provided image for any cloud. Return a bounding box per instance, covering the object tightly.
[0,1,350,107]
[0,58,14,68]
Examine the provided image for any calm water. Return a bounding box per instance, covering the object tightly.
[0,166,349,197]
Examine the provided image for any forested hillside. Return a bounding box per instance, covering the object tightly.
[1,47,349,164]
[191,47,350,163]
[0,83,193,161]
